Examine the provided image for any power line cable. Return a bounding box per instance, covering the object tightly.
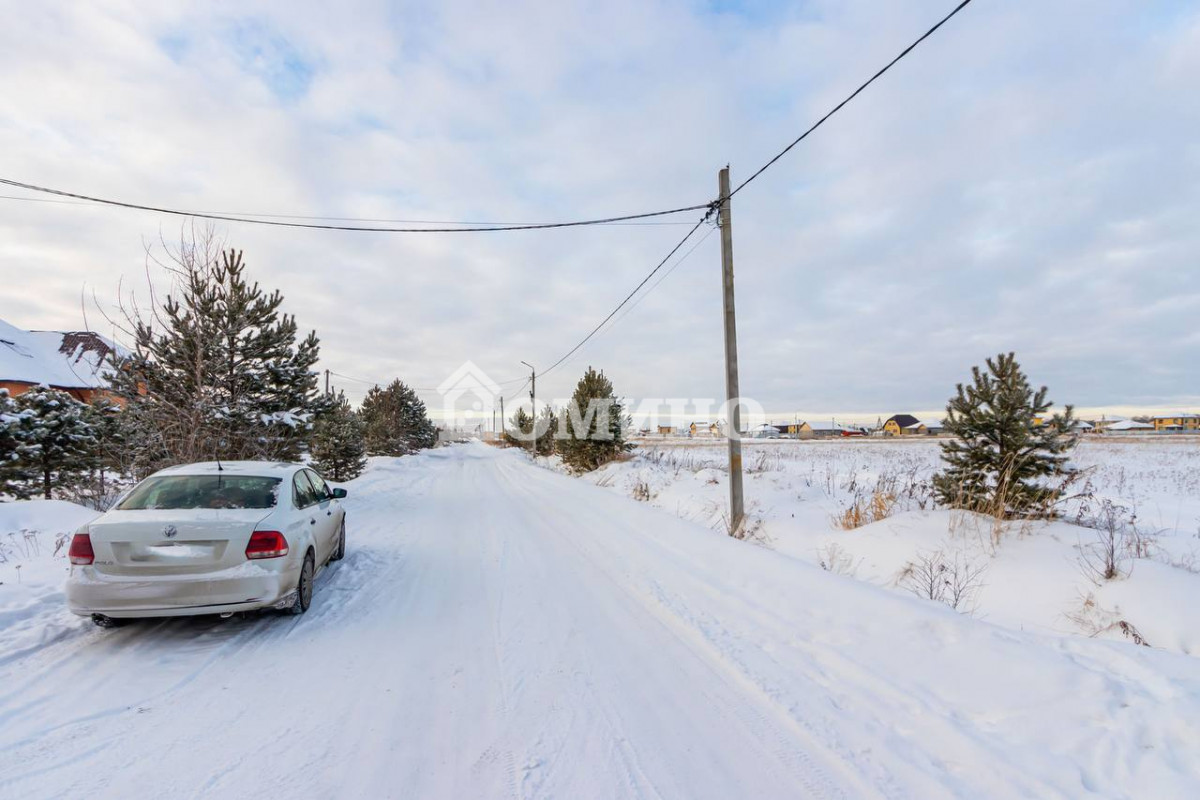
[728,0,975,201]
[543,223,719,380]
[539,207,716,380]
[0,193,697,226]
[328,369,528,392]
[0,177,708,233]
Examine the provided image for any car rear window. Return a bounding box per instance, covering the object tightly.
[117,475,283,510]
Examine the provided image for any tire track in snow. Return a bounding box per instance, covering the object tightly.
[492,454,849,799]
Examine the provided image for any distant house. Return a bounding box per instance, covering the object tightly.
[749,423,781,439]
[806,420,848,439]
[689,421,721,438]
[1151,414,1200,433]
[657,425,677,436]
[0,318,124,404]
[771,421,811,437]
[883,414,922,436]
[1103,419,1154,434]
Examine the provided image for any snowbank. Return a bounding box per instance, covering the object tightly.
[585,439,1200,656]
[0,499,100,657]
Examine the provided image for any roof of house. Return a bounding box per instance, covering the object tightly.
[1151,413,1199,421]
[808,420,846,431]
[916,419,944,429]
[886,414,921,428]
[0,318,123,390]
[1105,419,1154,431]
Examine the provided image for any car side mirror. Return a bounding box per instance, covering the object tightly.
[331,488,348,499]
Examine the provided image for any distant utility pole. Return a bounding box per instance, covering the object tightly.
[521,360,536,454]
[718,166,745,536]
[324,369,330,396]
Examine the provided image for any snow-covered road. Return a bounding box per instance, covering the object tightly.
[2,443,1198,798]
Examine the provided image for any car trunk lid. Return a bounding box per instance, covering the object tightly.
[88,509,273,576]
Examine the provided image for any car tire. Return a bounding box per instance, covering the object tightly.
[332,521,346,562]
[288,551,314,616]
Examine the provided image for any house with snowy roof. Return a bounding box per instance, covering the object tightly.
[882,414,922,435]
[1102,419,1154,434]
[0,318,125,404]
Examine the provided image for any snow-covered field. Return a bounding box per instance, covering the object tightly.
[586,437,1200,655]
[2,443,1199,797]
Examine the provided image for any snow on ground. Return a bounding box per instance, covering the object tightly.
[0,499,99,660]
[1,443,1199,797]
[586,437,1200,656]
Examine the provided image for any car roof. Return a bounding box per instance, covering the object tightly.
[149,461,307,480]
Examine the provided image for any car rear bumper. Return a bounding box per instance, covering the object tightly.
[66,561,300,618]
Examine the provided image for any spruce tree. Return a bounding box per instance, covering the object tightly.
[536,404,558,456]
[504,407,534,448]
[933,353,1078,518]
[110,242,324,469]
[360,380,436,456]
[0,389,31,496]
[310,392,368,481]
[11,386,98,500]
[557,367,630,472]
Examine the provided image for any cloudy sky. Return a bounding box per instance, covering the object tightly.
[1,0,1196,423]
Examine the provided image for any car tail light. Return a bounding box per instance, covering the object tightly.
[246,531,289,559]
[68,533,94,565]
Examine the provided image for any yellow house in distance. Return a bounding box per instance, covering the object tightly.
[883,414,921,435]
[1151,414,1200,432]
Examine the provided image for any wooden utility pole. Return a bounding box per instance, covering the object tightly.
[521,361,536,454]
[500,397,506,437]
[718,166,745,536]
[324,369,330,396]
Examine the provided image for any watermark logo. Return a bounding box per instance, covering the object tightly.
[436,360,502,427]
[434,360,766,443]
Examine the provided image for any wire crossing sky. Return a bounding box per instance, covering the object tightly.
[0,1,1196,415]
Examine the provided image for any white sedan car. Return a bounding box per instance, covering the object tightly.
[66,461,348,626]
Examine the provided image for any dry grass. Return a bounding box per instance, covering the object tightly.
[833,490,898,530]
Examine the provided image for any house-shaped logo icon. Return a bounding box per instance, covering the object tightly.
[437,361,503,423]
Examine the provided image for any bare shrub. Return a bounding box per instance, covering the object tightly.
[1066,592,1151,647]
[897,549,987,613]
[816,542,860,577]
[631,479,653,502]
[1075,499,1153,584]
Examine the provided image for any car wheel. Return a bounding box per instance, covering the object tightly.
[288,551,314,616]
[91,614,128,628]
[332,521,346,561]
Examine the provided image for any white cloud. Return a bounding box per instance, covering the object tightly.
[0,0,1196,415]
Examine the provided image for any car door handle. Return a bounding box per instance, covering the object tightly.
[310,518,316,525]
[326,511,332,516]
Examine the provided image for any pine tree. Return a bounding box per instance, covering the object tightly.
[360,380,437,456]
[535,404,558,456]
[933,353,1078,518]
[0,389,32,496]
[557,367,630,472]
[504,407,534,448]
[10,386,98,500]
[109,240,324,469]
[310,392,368,481]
